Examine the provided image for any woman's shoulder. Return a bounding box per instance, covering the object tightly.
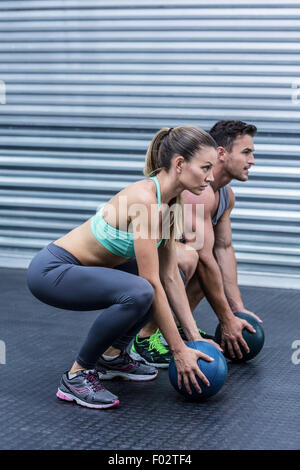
[123,178,157,206]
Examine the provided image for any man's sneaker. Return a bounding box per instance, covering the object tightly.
[130,330,172,369]
[96,351,158,382]
[177,326,216,342]
[160,327,215,346]
[56,369,119,409]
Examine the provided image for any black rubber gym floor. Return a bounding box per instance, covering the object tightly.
[0,267,299,450]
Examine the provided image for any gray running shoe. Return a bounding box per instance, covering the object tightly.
[56,369,119,409]
[96,351,158,382]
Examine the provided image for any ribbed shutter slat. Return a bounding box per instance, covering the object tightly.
[0,1,299,289]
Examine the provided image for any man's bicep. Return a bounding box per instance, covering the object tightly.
[214,187,235,249]
[214,211,233,249]
[198,213,215,257]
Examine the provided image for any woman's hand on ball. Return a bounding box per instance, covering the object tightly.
[173,346,214,395]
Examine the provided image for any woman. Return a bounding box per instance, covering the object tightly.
[27,126,218,410]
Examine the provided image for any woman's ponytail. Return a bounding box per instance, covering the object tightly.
[144,128,170,177]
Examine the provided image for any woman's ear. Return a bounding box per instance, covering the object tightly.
[174,155,185,173]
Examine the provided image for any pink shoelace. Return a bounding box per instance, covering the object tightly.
[83,370,104,392]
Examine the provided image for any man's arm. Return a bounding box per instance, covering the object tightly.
[183,188,255,359]
[213,187,244,312]
[214,187,263,323]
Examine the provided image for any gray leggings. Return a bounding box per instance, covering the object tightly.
[26,242,154,369]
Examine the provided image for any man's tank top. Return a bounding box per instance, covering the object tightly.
[211,186,230,226]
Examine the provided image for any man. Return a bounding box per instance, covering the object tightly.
[130,120,262,367]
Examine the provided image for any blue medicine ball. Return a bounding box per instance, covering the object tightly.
[168,341,228,401]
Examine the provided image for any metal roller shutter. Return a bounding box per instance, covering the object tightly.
[0,0,299,288]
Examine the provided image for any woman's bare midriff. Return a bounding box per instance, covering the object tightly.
[53,217,130,268]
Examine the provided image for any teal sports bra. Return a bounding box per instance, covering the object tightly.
[90,176,163,258]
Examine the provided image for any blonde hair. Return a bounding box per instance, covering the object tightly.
[144,126,217,245]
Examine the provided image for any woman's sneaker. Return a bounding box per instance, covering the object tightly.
[96,351,158,382]
[56,369,119,409]
[130,330,172,368]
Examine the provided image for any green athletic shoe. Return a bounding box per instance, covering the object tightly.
[129,330,172,368]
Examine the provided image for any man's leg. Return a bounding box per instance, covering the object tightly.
[185,269,206,312]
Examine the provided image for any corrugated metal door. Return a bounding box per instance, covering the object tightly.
[0,0,299,288]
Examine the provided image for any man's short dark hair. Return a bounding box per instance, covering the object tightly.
[209,120,257,152]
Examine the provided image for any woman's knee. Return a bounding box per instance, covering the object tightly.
[135,278,154,308]
[121,277,154,311]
